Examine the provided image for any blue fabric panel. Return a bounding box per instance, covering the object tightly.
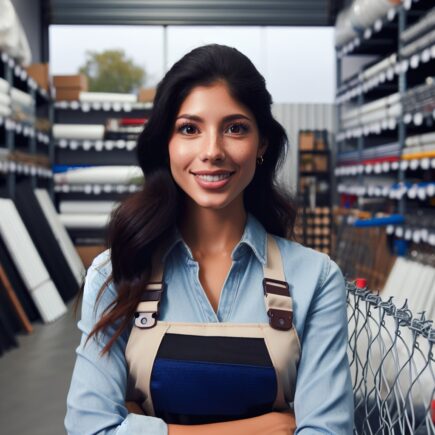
[151,358,277,417]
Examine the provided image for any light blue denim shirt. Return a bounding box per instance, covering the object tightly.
[65,213,354,434]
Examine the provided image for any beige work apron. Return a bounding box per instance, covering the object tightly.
[125,234,301,424]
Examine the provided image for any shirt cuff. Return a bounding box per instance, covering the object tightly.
[116,414,168,435]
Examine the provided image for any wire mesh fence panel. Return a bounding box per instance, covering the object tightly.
[347,281,435,435]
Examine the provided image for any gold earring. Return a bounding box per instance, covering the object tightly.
[256,155,264,166]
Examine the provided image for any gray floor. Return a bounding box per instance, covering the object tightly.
[0,301,81,435]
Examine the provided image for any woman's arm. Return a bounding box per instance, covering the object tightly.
[127,402,296,435]
[65,256,168,435]
[167,411,296,435]
[293,258,354,434]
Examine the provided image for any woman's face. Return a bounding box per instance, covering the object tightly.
[168,81,265,211]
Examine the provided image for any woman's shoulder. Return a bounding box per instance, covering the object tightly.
[272,235,342,294]
[89,248,112,277]
[82,249,116,307]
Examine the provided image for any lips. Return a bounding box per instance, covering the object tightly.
[190,170,235,189]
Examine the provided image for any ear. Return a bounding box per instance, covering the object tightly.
[258,137,268,157]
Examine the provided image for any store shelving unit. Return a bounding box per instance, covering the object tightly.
[335,0,435,233]
[53,97,152,245]
[0,52,53,200]
[296,130,333,255]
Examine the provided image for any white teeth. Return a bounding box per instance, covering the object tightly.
[196,173,232,182]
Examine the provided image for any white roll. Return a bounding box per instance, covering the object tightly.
[0,92,10,106]
[60,213,110,229]
[79,92,137,104]
[54,165,143,185]
[10,87,33,107]
[0,103,11,117]
[53,124,105,140]
[0,78,9,95]
[59,200,118,215]
[335,8,358,47]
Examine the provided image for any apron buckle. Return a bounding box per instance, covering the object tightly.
[267,308,293,331]
[134,312,158,329]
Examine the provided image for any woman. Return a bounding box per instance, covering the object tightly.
[65,44,353,435]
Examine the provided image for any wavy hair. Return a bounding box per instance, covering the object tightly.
[81,44,297,354]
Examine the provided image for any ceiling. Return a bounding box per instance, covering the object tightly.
[43,0,345,27]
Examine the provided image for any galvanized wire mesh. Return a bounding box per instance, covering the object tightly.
[347,281,435,435]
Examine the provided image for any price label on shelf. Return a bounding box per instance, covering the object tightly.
[413,113,423,126]
[410,159,419,170]
[382,162,390,172]
[421,49,431,63]
[421,158,430,170]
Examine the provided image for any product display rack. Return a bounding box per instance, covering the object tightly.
[54,98,152,245]
[335,0,435,251]
[0,52,53,200]
[296,130,333,255]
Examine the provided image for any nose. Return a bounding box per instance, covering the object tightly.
[200,131,225,162]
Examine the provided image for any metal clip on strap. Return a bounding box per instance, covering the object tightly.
[263,278,293,331]
[134,281,164,329]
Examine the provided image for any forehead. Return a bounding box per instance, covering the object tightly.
[177,81,251,116]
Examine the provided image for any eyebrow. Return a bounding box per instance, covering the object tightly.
[176,113,252,123]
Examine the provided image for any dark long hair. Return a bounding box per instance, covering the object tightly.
[83,44,297,354]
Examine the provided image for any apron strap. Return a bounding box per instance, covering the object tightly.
[134,247,166,329]
[134,233,293,331]
[263,234,293,331]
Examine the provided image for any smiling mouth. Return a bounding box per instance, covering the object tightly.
[191,171,235,182]
[194,172,234,182]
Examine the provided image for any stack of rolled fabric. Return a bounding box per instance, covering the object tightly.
[10,87,34,125]
[401,6,435,59]
[335,0,402,48]
[0,77,11,118]
[403,131,435,160]
[402,79,435,115]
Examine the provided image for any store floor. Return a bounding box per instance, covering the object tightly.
[0,301,81,435]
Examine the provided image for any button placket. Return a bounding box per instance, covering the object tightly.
[189,260,219,322]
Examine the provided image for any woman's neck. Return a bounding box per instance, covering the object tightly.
[179,199,247,258]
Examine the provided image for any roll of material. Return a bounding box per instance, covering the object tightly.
[59,200,118,215]
[0,77,10,94]
[335,0,400,48]
[79,92,137,104]
[406,132,435,147]
[54,165,143,185]
[10,87,34,108]
[0,104,11,117]
[34,189,85,286]
[401,7,435,45]
[60,213,110,230]
[0,198,67,323]
[15,182,79,302]
[361,54,397,80]
[0,92,11,106]
[53,124,105,140]
[401,29,435,58]
[335,8,358,47]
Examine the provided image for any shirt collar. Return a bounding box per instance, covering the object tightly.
[161,212,267,265]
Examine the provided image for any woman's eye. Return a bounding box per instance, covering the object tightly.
[178,123,198,135]
[227,123,249,134]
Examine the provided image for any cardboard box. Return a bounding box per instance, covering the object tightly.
[75,245,106,269]
[55,88,82,101]
[299,131,315,151]
[313,155,328,172]
[26,63,49,91]
[138,87,156,103]
[53,74,88,90]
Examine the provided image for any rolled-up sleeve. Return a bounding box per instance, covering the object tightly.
[65,258,168,435]
[294,258,354,434]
